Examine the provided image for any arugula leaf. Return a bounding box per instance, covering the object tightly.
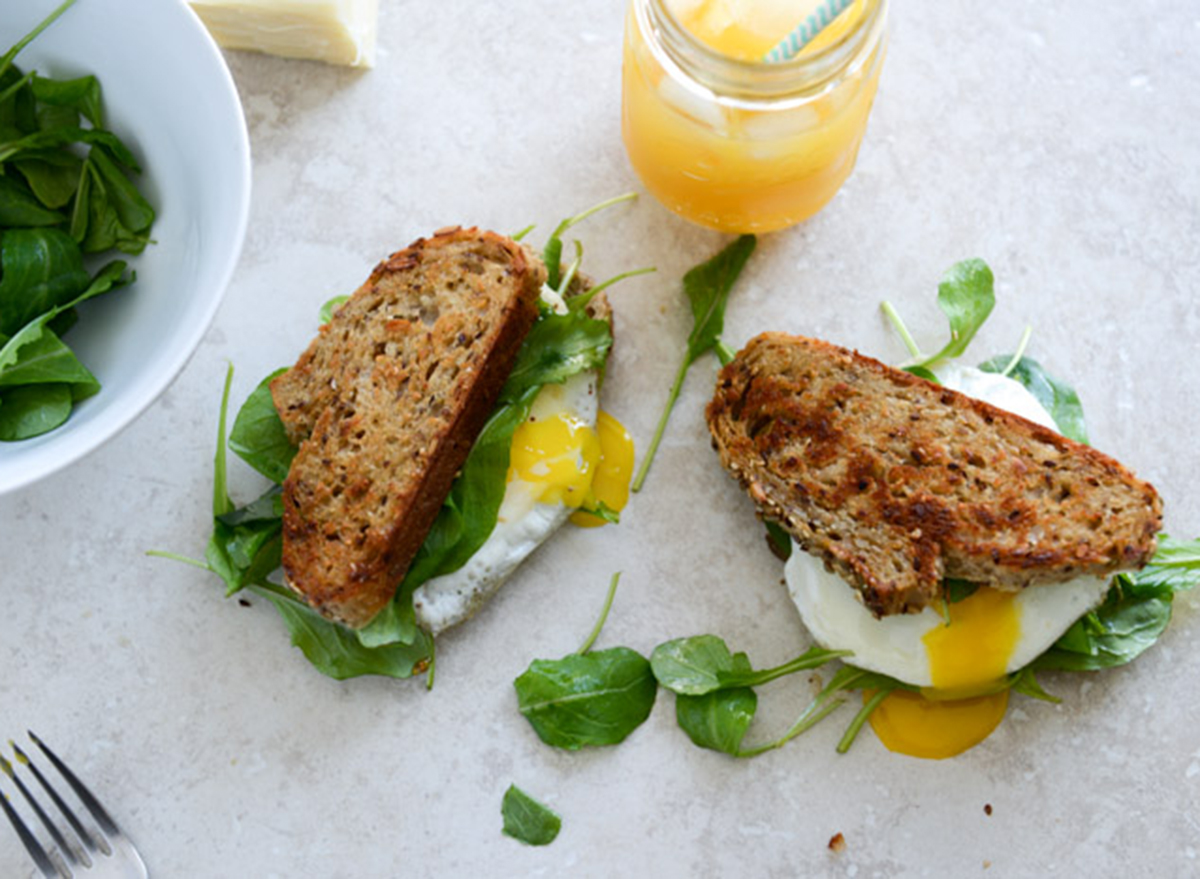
[501,785,561,846]
[228,369,295,483]
[978,354,1088,444]
[633,234,756,491]
[499,311,612,402]
[514,573,656,749]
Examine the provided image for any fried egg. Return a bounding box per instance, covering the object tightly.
[412,370,634,635]
[784,365,1111,758]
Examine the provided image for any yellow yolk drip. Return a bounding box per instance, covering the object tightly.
[571,410,636,528]
[869,587,1022,759]
[669,0,865,61]
[867,689,1011,761]
[507,407,634,527]
[508,411,600,508]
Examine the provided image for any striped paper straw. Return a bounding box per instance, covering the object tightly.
[764,0,854,63]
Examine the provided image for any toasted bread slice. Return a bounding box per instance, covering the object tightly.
[271,228,545,628]
[706,333,1162,617]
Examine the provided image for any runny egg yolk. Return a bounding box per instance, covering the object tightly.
[869,587,1022,759]
[571,410,636,528]
[506,408,634,526]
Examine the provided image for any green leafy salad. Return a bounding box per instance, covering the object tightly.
[0,0,155,440]
[156,197,649,682]
[511,249,1198,760]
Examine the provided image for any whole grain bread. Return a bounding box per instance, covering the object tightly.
[271,227,545,628]
[706,333,1163,617]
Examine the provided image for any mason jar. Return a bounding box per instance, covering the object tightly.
[622,0,889,234]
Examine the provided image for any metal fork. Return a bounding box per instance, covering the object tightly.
[0,732,147,878]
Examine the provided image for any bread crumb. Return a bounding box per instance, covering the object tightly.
[828,832,846,852]
[983,860,992,869]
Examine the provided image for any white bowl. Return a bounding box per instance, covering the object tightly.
[0,0,250,494]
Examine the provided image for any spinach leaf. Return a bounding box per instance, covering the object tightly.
[904,364,939,383]
[1135,535,1200,591]
[31,74,102,128]
[229,369,295,483]
[651,635,848,696]
[881,258,995,371]
[0,325,98,395]
[83,147,154,252]
[0,2,79,84]
[978,354,1088,444]
[205,488,284,596]
[0,381,71,439]
[1032,536,1197,673]
[501,785,561,846]
[318,295,348,324]
[1032,586,1172,672]
[0,2,154,442]
[253,582,431,681]
[0,126,140,170]
[764,520,792,560]
[658,637,852,757]
[633,234,756,491]
[515,648,657,750]
[944,579,980,604]
[13,151,81,209]
[76,151,153,254]
[0,227,90,336]
[675,687,758,756]
[514,573,656,749]
[0,174,63,226]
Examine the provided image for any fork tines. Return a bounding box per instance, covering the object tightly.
[0,732,145,878]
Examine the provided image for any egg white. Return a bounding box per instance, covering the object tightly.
[412,369,600,636]
[784,365,1111,688]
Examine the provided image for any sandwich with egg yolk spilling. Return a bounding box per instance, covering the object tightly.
[178,224,639,682]
[271,226,634,636]
[706,332,1164,758]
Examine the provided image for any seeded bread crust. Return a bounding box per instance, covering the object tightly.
[706,333,1163,617]
[271,228,545,628]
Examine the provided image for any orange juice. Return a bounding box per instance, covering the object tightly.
[622,0,888,233]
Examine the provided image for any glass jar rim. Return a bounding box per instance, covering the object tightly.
[637,0,889,102]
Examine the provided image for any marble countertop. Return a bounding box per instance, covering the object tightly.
[3,2,1198,876]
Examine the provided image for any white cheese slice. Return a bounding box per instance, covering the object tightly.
[189,0,379,68]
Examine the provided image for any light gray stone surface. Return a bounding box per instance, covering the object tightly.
[3,1,1198,876]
